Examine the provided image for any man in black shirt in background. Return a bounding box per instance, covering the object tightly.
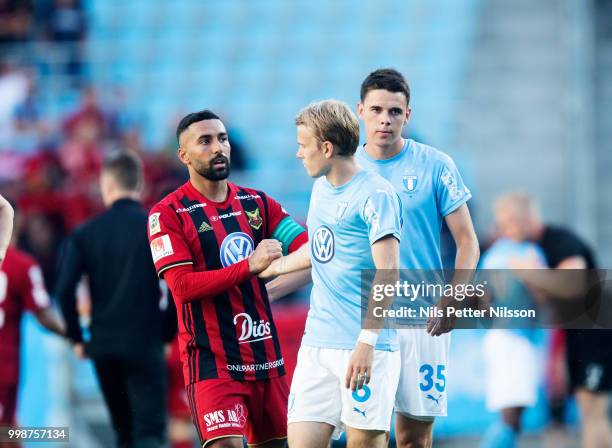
[56,151,176,448]
[495,192,611,448]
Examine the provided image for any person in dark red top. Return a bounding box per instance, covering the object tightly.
[0,204,64,437]
[148,110,307,448]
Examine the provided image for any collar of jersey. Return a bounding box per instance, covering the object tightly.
[359,138,411,165]
[321,169,367,193]
[185,180,236,208]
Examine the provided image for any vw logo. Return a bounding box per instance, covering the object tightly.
[220,232,254,267]
[311,225,334,263]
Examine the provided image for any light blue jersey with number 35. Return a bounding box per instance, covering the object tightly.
[302,169,402,351]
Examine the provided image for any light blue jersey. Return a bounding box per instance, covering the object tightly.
[480,238,547,339]
[302,169,402,351]
[355,139,471,270]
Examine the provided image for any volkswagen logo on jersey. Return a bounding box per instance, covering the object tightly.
[311,225,334,263]
[220,232,254,267]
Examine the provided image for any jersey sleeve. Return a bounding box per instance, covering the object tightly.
[55,235,85,342]
[361,186,402,245]
[148,204,194,278]
[20,259,50,313]
[435,155,472,216]
[264,193,308,255]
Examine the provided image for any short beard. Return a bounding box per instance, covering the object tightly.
[194,157,230,181]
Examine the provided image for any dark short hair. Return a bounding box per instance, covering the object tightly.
[176,110,220,143]
[360,68,410,105]
[102,151,143,191]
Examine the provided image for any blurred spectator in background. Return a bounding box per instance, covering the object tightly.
[0,0,32,45]
[0,201,64,438]
[495,192,612,448]
[56,151,174,448]
[479,195,548,448]
[59,87,106,190]
[18,210,64,292]
[0,61,29,150]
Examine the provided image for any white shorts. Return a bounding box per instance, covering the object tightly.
[483,330,539,411]
[395,329,450,418]
[288,345,401,438]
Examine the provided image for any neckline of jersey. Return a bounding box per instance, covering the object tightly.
[359,139,411,165]
[185,180,236,208]
[321,169,367,193]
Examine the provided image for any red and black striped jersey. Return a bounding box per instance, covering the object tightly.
[148,181,307,384]
[0,247,50,384]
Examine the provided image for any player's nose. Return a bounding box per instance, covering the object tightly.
[211,140,224,155]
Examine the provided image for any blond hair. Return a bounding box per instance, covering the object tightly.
[295,100,360,156]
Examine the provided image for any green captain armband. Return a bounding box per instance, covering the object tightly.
[271,216,305,255]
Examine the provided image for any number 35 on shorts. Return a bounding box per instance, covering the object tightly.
[418,364,446,393]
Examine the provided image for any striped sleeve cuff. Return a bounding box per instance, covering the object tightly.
[271,216,306,255]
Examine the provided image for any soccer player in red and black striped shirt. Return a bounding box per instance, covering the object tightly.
[148,110,307,448]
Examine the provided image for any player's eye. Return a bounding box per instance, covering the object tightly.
[219,135,228,143]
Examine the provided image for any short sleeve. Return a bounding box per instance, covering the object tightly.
[361,187,402,245]
[148,204,194,277]
[21,261,50,312]
[435,155,472,216]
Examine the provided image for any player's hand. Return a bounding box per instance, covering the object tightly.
[427,296,457,336]
[73,343,88,359]
[345,342,374,391]
[258,259,282,279]
[248,239,282,275]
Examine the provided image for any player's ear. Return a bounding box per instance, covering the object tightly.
[322,141,334,159]
[404,106,412,124]
[177,146,189,166]
[357,102,364,118]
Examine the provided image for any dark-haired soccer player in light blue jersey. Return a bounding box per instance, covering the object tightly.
[355,68,480,448]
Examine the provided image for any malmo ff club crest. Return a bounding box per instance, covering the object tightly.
[220,232,254,267]
[246,208,263,230]
[403,174,418,192]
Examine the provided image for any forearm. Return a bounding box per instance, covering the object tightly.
[164,259,252,304]
[364,236,400,334]
[58,293,83,342]
[518,270,588,300]
[266,269,312,302]
[450,235,480,299]
[36,308,66,336]
[454,234,480,270]
[264,244,311,277]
